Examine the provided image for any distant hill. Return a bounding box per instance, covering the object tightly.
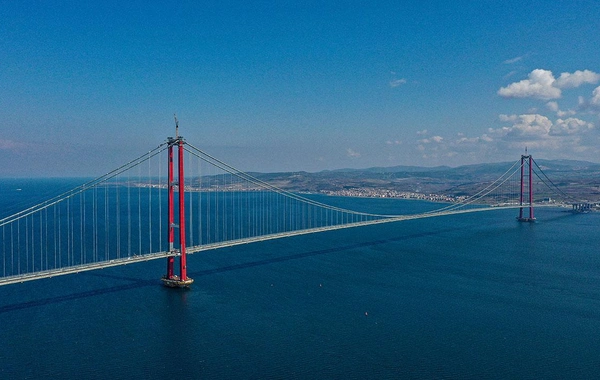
[324,165,451,174]
[244,159,600,201]
[326,159,600,177]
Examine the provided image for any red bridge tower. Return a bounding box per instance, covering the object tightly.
[517,154,536,222]
[162,120,193,287]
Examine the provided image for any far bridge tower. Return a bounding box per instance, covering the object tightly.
[517,153,536,222]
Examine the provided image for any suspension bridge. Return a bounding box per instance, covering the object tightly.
[0,130,593,287]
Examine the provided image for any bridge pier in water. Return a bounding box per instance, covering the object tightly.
[517,154,536,222]
[161,132,194,288]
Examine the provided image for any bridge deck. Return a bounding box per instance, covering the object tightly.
[0,204,562,286]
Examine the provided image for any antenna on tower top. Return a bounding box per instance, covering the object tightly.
[174,114,179,138]
[525,146,528,154]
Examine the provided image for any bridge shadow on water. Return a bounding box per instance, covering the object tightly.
[0,210,578,314]
[0,225,472,314]
[0,278,158,314]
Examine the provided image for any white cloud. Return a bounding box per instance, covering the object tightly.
[546,101,576,117]
[484,113,596,152]
[573,85,600,114]
[385,140,402,145]
[416,129,428,135]
[389,78,407,88]
[455,133,494,144]
[558,109,576,117]
[498,69,561,99]
[555,70,600,89]
[413,113,598,165]
[546,101,559,112]
[418,114,595,160]
[419,136,443,144]
[498,69,600,100]
[550,118,594,135]
[591,86,600,107]
[493,114,554,140]
[346,148,361,158]
[503,56,523,64]
[456,136,483,144]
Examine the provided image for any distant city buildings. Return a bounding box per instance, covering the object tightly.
[319,188,466,203]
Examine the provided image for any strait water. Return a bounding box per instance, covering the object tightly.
[1,179,599,379]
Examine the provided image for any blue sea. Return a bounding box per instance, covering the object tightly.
[1,179,599,379]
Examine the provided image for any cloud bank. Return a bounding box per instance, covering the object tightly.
[498,69,600,100]
[382,67,600,167]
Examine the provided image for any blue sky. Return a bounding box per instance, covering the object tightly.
[1,1,600,176]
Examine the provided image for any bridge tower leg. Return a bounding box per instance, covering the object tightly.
[517,154,535,222]
[166,142,175,279]
[162,134,194,288]
[177,137,190,284]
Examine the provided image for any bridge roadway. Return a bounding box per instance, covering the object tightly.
[0,204,562,286]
